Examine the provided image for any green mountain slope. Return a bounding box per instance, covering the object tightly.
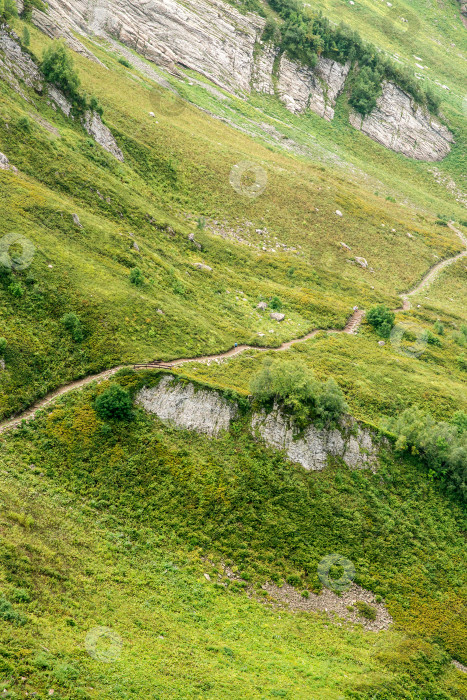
[0,0,466,697]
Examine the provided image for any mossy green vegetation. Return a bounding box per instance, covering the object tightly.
[0,381,466,697]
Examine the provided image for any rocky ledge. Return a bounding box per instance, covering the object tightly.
[349,81,454,161]
[29,0,453,160]
[136,377,382,472]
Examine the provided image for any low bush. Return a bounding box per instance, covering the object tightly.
[366,304,395,338]
[94,384,133,421]
[61,313,84,342]
[250,358,348,428]
[129,267,144,286]
[385,407,467,502]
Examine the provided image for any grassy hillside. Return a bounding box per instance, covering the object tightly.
[0,1,466,697]
[0,378,466,698]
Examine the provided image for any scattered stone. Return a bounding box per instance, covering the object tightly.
[72,213,82,228]
[188,233,201,249]
[407,232,414,238]
[0,358,5,371]
[335,210,343,217]
[355,257,368,269]
[257,302,268,310]
[133,241,140,251]
[204,573,211,581]
[270,312,285,322]
[378,341,385,347]
[156,309,164,315]
[0,152,9,170]
[340,242,351,251]
[149,111,155,117]
[193,263,212,271]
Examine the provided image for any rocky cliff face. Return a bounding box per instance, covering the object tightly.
[136,376,238,437]
[27,0,453,160]
[136,378,381,471]
[349,81,454,161]
[0,27,123,160]
[251,407,379,471]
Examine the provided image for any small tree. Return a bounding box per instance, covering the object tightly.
[42,40,80,102]
[61,312,84,342]
[129,267,144,287]
[366,304,395,338]
[269,296,282,311]
[94,384,133,421]
[250,359,347,428]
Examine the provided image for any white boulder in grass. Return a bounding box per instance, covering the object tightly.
[270,312,285,322]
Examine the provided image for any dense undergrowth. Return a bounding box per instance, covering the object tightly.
[0,376,465,697]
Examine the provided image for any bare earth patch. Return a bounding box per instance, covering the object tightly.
[261,581,393,632]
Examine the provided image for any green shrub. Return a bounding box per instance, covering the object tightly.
[0,0,18,20]
[42,40,81,102]
[422,330,442,347]
[385,407,467,502]
[8,281,24,297]
[129,267,144,286]
[0,337,7,355]
[269,295,282,311]
[434,320,444,335]
[0,597,27,626]
[457,353,467,371]
[250,359,347,428]
[366,305,395,338]
[118,57,131,68]
[22,26,30,47]
[94,384,133,421]
[61,312,84,342]
[355,600,377,620]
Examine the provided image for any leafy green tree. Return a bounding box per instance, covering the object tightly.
[129,267,144,286]
[386,407,467,502]
[366,304,395,338]
[349,66,383,116]
[250,359,347,428]
[41,41,81,102]
[61,312,84,342]
[94,384,133,421]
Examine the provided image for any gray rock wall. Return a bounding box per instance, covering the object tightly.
[137,378,380,471]
[136,376,238,437]
[251,407,378,471]
[27,0,453,159]
[349,81,453,161]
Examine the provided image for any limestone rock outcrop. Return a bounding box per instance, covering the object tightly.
[251,408,379,471]
[136,376,238,437]
[137,378,381,472]
[277,54,350,120]
[26,0,453,160]
[349,82,454,161]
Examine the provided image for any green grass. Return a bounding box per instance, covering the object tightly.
[0,18,465,419]
[0,382,466,698]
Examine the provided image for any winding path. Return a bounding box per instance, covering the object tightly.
[0,223,465,436]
